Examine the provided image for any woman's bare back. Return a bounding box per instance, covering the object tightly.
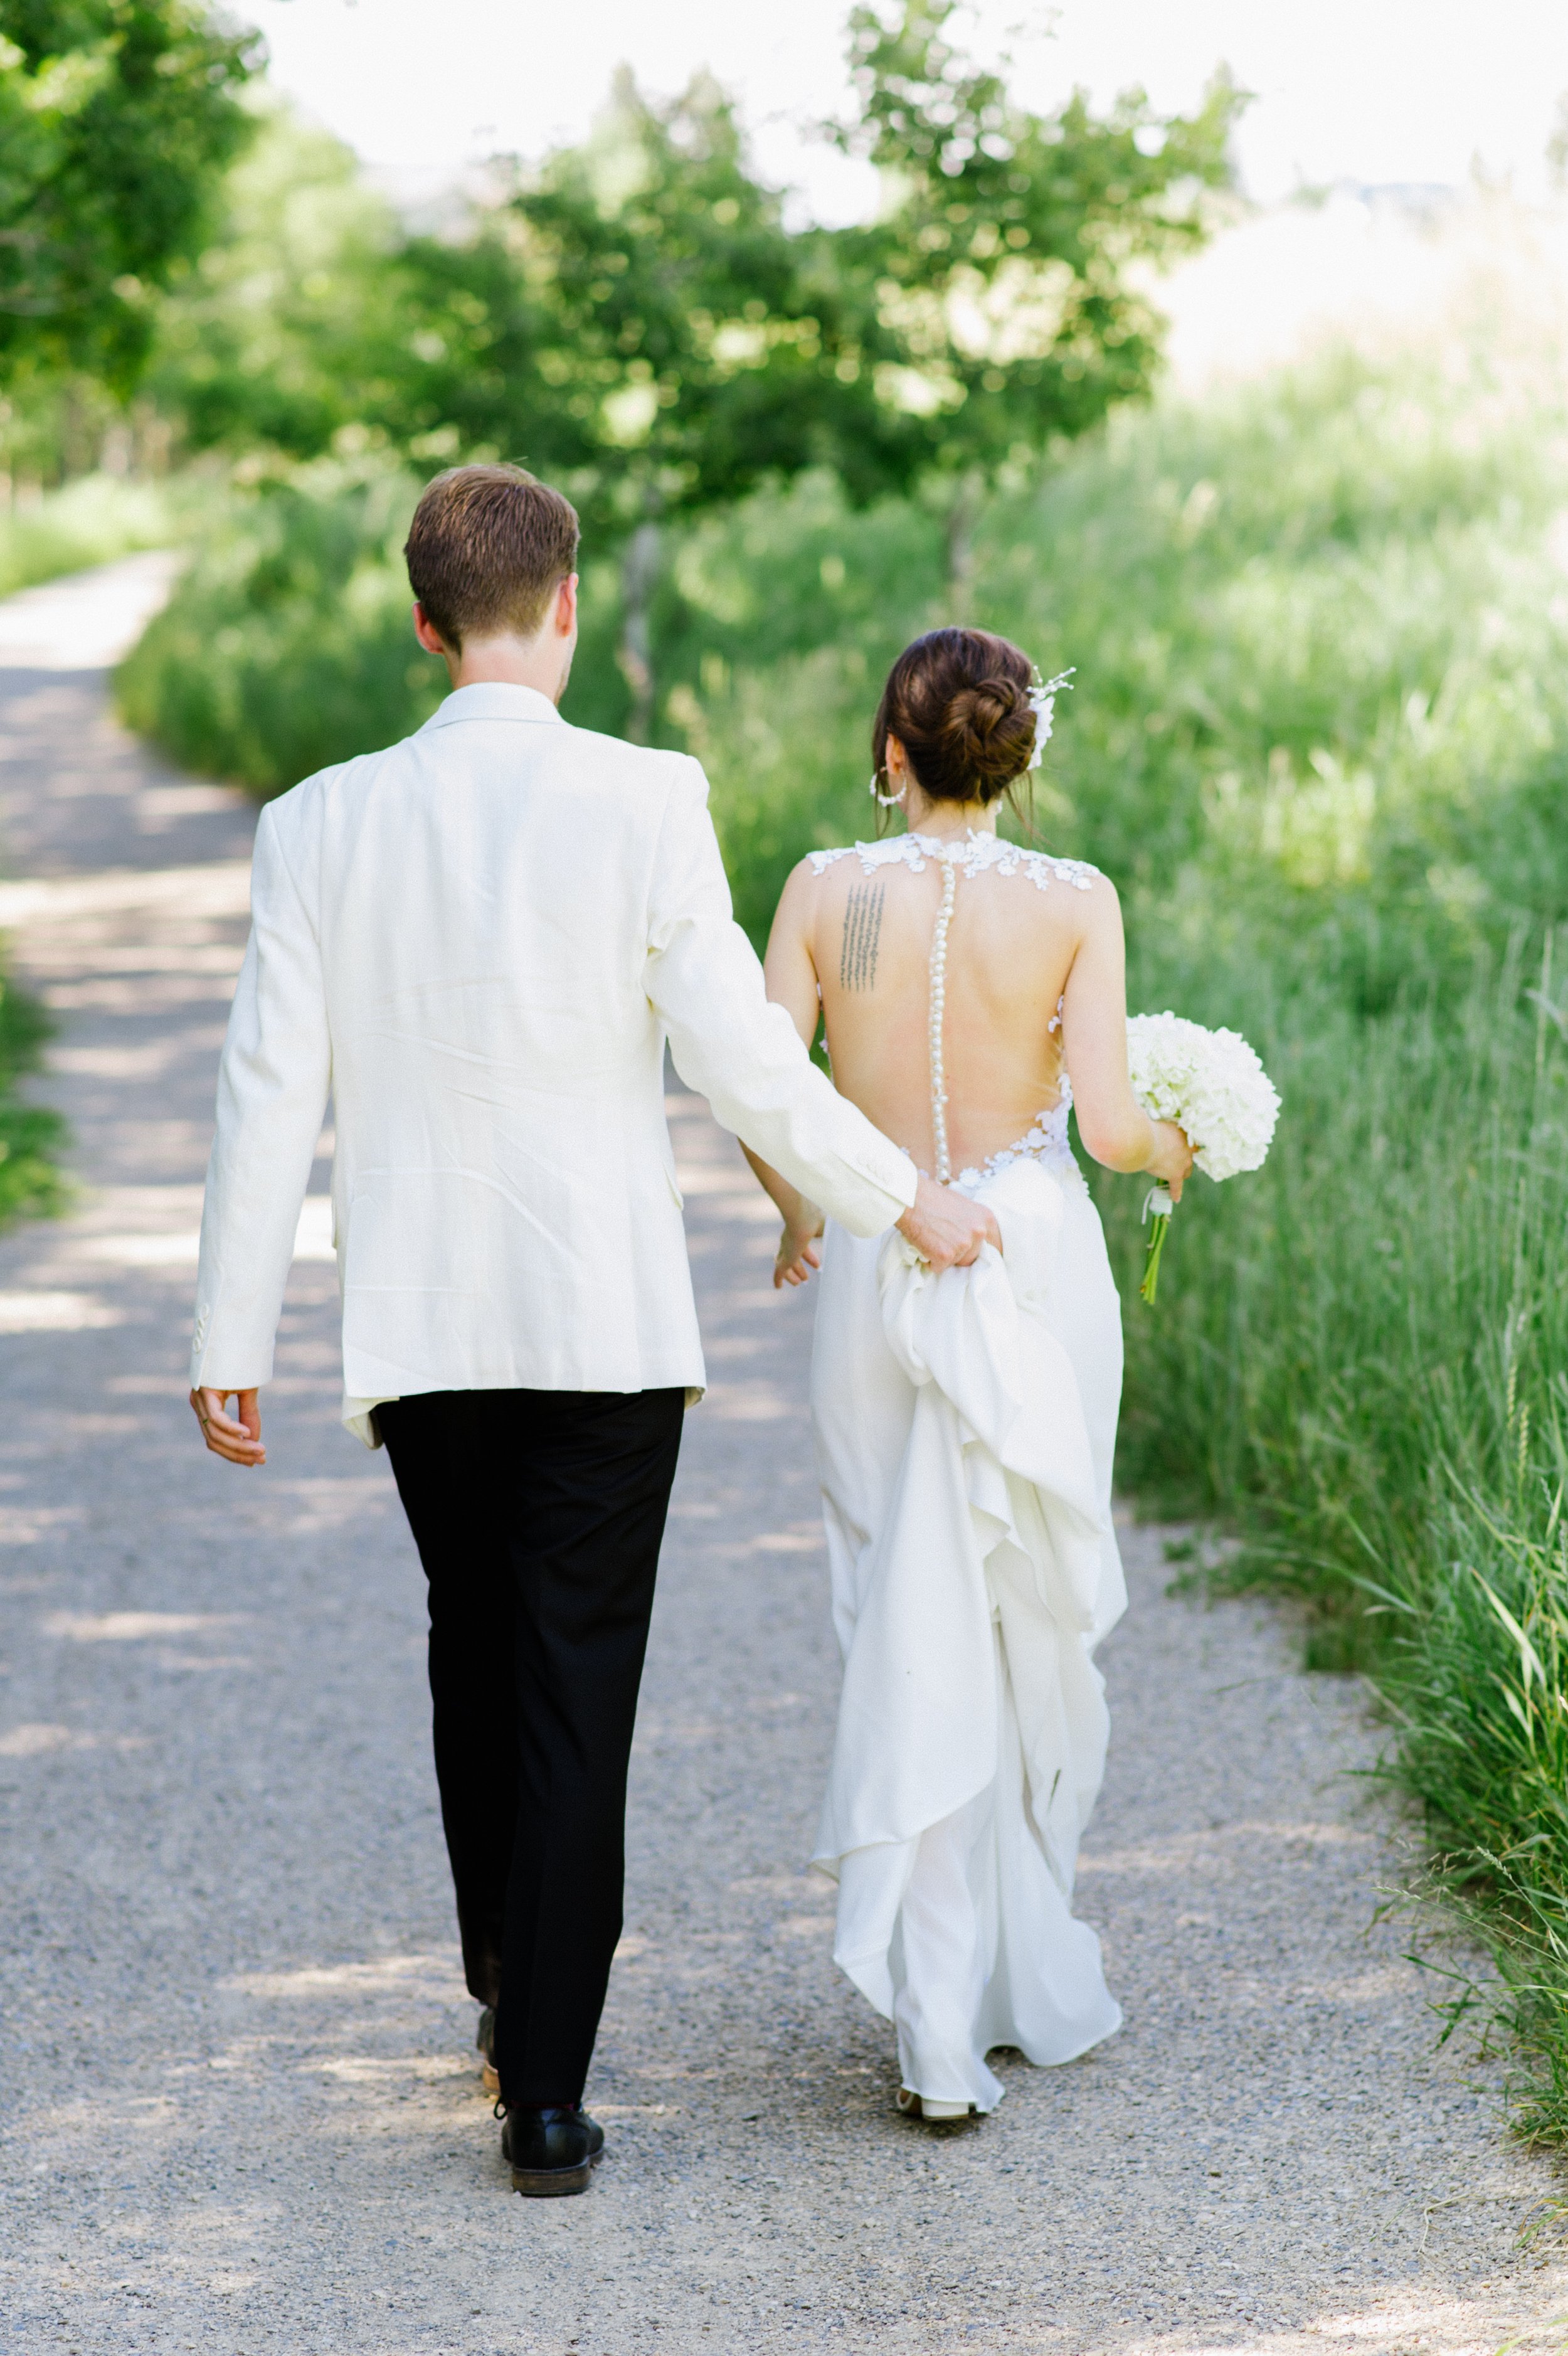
[793,832,1106,1181]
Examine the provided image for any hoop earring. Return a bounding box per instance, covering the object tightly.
[868,772,904,808]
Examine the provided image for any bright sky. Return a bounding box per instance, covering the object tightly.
[241,0,1568,218]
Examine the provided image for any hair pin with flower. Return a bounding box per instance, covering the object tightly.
[1026,667,1074,770]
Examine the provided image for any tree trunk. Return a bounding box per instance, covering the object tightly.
[617,521,662,743]
[59,380,92,484]
[942,469,985,625]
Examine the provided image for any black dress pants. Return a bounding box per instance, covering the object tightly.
[379,1385,685,2109]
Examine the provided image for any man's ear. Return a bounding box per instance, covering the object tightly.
[555,574,580,637]
[411,602,450,657]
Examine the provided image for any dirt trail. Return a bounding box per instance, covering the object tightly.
[0,559,1560,2354]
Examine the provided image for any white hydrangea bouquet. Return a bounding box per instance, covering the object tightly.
[1125,1012,1282,1304]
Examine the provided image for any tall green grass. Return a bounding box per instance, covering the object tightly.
[1109,945,1568,2136]
[1102,943,1567,1598]
[1384,1465,1568,2147]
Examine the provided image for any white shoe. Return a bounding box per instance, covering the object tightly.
[896,2088,972,2121]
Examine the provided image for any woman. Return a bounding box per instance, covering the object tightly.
[744,628,1193,2121]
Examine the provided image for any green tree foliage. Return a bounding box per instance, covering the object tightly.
[0,0,256,390]
[132,21,1236,719]
[145,100,402,456]
[378,19,1239,652]
[376,15,1237,523]
[376,73,894,730]
[834,0,1240,598]
[388,73,889,538]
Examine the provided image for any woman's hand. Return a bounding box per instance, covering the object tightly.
[775,1207,826,1289]
[1143,1118,1195,1204]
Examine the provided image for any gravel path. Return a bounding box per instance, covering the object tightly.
[0,560,1562,2355]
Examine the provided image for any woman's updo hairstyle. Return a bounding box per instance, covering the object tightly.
[871,628,1037,814]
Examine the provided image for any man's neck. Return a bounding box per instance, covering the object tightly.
[445,636,570,704]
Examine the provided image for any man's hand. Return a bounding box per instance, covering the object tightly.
[896,1173,1002,1270]
[190,1386,266,1467]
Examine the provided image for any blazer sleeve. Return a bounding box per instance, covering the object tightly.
[644,761,918,1238]
[190,799,332,1391]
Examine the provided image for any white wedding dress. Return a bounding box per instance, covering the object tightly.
[806,832,1127,2114]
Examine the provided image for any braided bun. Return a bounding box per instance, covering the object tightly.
[872,629,1040,808]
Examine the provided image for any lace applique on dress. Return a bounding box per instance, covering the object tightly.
[951,1085,1079,1196]
[808,832,1099,894]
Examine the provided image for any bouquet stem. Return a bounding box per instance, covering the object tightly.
[1139,1186,1173,1305]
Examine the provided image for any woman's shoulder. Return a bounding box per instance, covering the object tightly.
[804,834,1111,896]
[775,841,901,907]
[804,839,917,879]
[987,841,1106,897]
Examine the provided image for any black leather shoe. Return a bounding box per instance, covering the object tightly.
[476,2007,499,2096]
[500,2104,605,2197]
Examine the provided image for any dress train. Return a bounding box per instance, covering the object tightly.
[809,1151,1126,2110]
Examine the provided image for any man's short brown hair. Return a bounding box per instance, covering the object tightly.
[404,465,580,647]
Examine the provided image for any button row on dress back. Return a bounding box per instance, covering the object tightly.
[928,855,958,1185]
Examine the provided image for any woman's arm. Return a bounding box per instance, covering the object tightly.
[645,768,918,1238]
[739,1140,827,1287]
[743,860,830,1286]
[1061,878,1194,1199]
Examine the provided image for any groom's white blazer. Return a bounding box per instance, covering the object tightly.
[189,682,917,1443]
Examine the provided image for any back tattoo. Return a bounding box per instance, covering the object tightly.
[839,881,885,992]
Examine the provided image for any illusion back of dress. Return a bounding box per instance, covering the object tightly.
[807,831,1100,1189]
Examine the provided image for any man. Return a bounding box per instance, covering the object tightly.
[189,464,998,2196]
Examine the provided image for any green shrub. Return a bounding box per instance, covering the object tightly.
[677,351,1568,997]
[115,459,443,790]
[114,454,640,793]
[0,472,174,599]
[0,969,65,1224]
[114,349,1568,983]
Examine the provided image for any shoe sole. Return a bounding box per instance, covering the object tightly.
[896,2091,975,2121]
[509,2148,604,2198]
[510,2153,603,2197]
